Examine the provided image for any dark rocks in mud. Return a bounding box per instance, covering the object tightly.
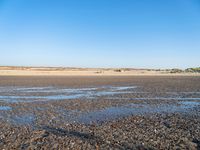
[0,76,200,149]
[0,113,200,149]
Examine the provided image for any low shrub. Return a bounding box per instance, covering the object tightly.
[185,67,200,73]
[170,68,184,73]
[114,69,122,72]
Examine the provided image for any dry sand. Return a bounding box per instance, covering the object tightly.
[0,66,199,76]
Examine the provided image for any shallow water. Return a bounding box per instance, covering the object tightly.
[0,85,200,125]
[75,101,200,124]
[9,114,35,125]
[6,99,198,125]
[0,106,12,111]
[1,85,200,103]
[179,101,200,108]
[0,86,136,103]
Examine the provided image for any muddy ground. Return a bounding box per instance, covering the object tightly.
[0,76,200,150]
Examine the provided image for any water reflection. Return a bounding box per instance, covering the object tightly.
[75,101,200,124]
[0,85,199,125]
[0,86,136,103]
[0,106,12,111]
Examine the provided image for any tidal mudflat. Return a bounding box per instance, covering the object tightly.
[0,76,200,149]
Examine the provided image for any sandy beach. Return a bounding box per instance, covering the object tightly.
[0,66,199,76]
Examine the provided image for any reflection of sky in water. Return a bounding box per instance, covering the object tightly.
[9,114,35,125]
[0,86,136,103]
[0,86,199,125]
[108,97,200,100]
[75,101,200,124]
[0,86,200,103]
[3,100,199,126]
[179,101,200,108]
[2,100,199,126]
[0,106,12,111]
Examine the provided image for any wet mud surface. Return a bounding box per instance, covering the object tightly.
[0,76,200,149]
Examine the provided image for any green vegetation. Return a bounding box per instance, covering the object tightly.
[170,68,184,73]
[185,67,200,73]
[169,67,200,73]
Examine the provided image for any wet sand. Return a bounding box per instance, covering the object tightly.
[0,76,200,149]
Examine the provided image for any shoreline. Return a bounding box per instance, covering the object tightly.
[0,66,199,76]
[0,70,199,76]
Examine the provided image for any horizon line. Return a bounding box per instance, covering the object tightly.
[0,65,199,70]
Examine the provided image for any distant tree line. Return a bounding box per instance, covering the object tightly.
[169,67,200,73]
[185,67,200,73]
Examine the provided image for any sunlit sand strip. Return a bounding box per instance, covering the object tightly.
[0,69,199,76]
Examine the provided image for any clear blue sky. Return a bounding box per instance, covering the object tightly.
[0,0,200,68]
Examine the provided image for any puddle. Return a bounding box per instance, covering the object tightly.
[0,86,200,103]
[164,92,200,94]
[0,106,12,111]
[179,101,200,108]
[108,86,137,91]
[0,85,199,126]
[74,101,200,124]
[0,86,136,103]
[108,97,200,101]
[10,114,35,125]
